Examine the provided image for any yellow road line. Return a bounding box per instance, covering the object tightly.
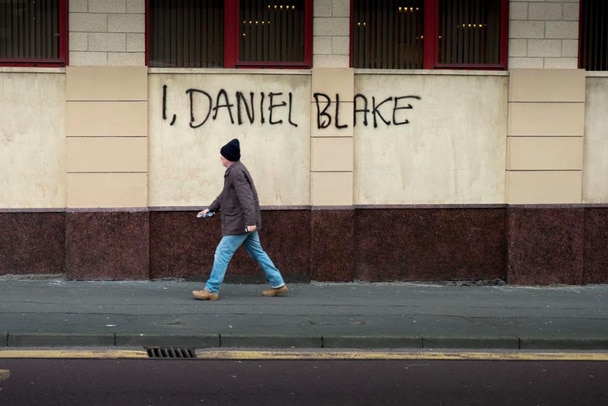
[1,349,608,362]
[196,350,608,362]
[0,350,148,359]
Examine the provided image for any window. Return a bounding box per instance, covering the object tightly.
[579,0,608,71]
[148,0,225,68]
[351,0,508,70]
[352,0,425,69]
[147,0,313,68]
[0,0,68,67]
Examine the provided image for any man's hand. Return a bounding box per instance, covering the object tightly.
[245,225,257,233]
[197,209,210,218]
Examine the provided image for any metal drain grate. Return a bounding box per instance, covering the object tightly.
[146,347,196,359]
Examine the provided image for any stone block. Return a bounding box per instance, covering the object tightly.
[509,69,586,102]
[67,137,148,173]
[70,13,108,32]
[0,212,65,275]
[311,137,353,172]
[507,207,584,285]
[311,209,354,282]
[89,0,127,14]
[507,171,582,204]
[509,21,545,39]
[66,101,148,137]
[546,21,579,39]
[67,173,148,208]
[69,51,108,66]
[108,13,145,33]
[528,3,563,21]
[311,172,353,206]
[527,40,562,57]
[314,17,349,36]
[65,210,150,279]
[107,52,146,66]
[354,208,507,282]
[66,66,148,101]
[89,33,126,52]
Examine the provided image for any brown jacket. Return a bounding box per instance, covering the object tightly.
[208,161,262,235]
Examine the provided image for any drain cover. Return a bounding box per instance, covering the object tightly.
[146,347,196,359]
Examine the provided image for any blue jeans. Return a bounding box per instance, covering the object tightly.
[205,231,285,293]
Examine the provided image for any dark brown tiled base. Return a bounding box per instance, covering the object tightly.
[311,210,355,282]
[149,210,219,280]
[65,211,149,280]
[355,208,507,282]
[2,206,608,285]
[150,209,311,282]
[0,211,65,275]
[507,208,584,285]
[584,208,608,284]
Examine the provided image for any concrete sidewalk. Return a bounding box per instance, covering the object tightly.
[1,278,607,351]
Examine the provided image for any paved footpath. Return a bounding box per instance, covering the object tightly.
[1,278,607,351]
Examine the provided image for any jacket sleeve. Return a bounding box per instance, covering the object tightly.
[208,195,221,212]
[232,169,256,225]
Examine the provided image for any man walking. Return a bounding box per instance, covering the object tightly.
[192,138,288,300]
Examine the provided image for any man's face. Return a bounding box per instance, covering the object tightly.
[220,155,231,167]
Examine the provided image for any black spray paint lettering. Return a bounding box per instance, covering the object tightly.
[162,86,298,128]
[314,93,422,129]
[163,85,420,129]
[313,93,348,130]
[162,85,177,125]
[324,93,422,129]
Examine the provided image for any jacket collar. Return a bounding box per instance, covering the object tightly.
[224,160,240,176]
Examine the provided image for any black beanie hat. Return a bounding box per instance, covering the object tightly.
[220,138,241,162]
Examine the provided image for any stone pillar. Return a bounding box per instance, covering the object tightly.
[506,68,586,285]
[64,66,149,279]
[309,67,355,281]
[507,69,585,204]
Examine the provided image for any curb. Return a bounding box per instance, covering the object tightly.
[3,332,608,351]
[518,337,608,351]
[7,333,115,347]
[116,334,219,348]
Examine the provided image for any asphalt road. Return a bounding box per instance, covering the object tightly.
[1,353,607,405]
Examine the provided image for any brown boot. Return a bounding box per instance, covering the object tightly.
[262,285,288,297]
[192,289,219,301]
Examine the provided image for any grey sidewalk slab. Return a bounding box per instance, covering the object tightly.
[1,279,607,350]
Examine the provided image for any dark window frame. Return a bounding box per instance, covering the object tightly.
[579,0,608,71]
[0,0,69,67]
[145,0,313,69]
[350,0,509,70]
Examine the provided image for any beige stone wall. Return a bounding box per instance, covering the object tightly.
[311,68,354,206]
[506,69,585,204]
[2,71,608,209]
[0,70,66,208]
[66,66,148,208]
[147,70,312,207]
[5,1,608,210]
[354,72,509,205]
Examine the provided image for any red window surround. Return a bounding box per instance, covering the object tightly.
[0,0,69,67]
[350,0,509,70]
[427,0,509,70]
[227,0,313,68]
[145,0,313,69]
